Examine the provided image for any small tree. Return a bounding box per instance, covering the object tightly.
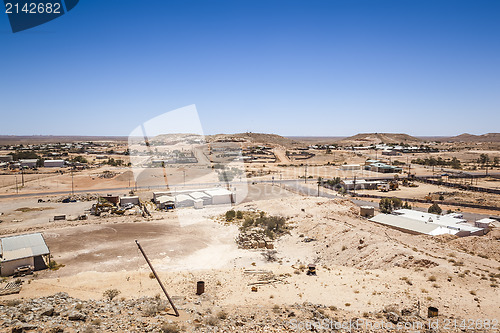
[103,289,121,301]
[379,197,403,213]
[379,198,393,213]
[428,203,442,215]
[236,211,243,219]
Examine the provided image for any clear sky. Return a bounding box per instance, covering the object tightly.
[0,0,499,137]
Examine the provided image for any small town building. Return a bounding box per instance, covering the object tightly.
[368,162,402,173]
[0,155,13,162]
[360,206,375,218]
[175,194,195,207]
[43,159,65,168]
[340,164,361,171]
[189,191,212,205]
[19,159,38,168]
[157,195,175,210]
[204,188,234,205]
[369,209,485,237]
[120,196,140,206]
[341,179,383,190]
[0,233,50,276]
[474,218,496,229]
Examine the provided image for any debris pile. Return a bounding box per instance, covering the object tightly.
[55,193,99,203]
[236,229,274,249]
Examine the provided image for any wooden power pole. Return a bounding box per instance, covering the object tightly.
[135,240,180,317]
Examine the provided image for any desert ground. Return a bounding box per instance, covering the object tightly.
[0,134,499,332]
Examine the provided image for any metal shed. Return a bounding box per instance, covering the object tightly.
[157,195,175,210]
[175,194,195,207]
[0,233,50,276]
[120,196,140,206]
[189,191,212,205]
[204,188,234,205]
[43,160,65,168]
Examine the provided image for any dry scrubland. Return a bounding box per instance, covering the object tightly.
[0,133,499,332]
[0,192,499,332]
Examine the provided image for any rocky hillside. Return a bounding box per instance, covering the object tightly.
[338,133,422,145]
[207,132,301,147]
[446,133,500,143]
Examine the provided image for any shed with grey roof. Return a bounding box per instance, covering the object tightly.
[0,233,50,276]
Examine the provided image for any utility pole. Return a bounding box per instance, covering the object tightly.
[135,240,179,317]
[15,176,18,194]
[21,167,24,187]
[71,167,74,196]
[304,165,307,183]
[353,175,357,196]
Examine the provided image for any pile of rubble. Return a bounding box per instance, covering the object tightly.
[54,193,99,203]
[236,229,274,250]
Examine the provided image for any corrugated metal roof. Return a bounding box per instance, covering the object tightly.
[393,209,468,226]
[1,233,49,262]
[157,195,175,203]
[204,188,232,196]
[189,192,211,199]
[175,194,194,202]
[370,214,442,235]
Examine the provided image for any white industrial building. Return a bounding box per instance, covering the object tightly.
[341,179,384,190]
[203,188,234,205]
[474,218,496,229]
[340,164,361,171]
[157,195,175,210]
[175,194,195,207]
[153,188,234,209]
[189,191,212,205]
[369,209,485,237]
[19,159,38,168]
[0,233,50,276]
[120,196,140,206]
[44,159,65,168]
[0,155,13,162]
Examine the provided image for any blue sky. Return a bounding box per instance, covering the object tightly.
[0,0,499,137]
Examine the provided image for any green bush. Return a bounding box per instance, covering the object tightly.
[225,210,236,221]
[428,203,442,215]
[379,197,403,213]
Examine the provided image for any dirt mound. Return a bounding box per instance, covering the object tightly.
[114,170,134,182]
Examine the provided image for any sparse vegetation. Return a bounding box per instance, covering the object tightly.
[103,289,121,301]
[428,203,442,215]
[48,260,65,271]
[379,197,403,213]
[225,210,236,221]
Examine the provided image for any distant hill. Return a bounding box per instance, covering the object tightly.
[338,133,422,145]
[207,132,301,147]
[446,133,500,143]
[0,135,128,145]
